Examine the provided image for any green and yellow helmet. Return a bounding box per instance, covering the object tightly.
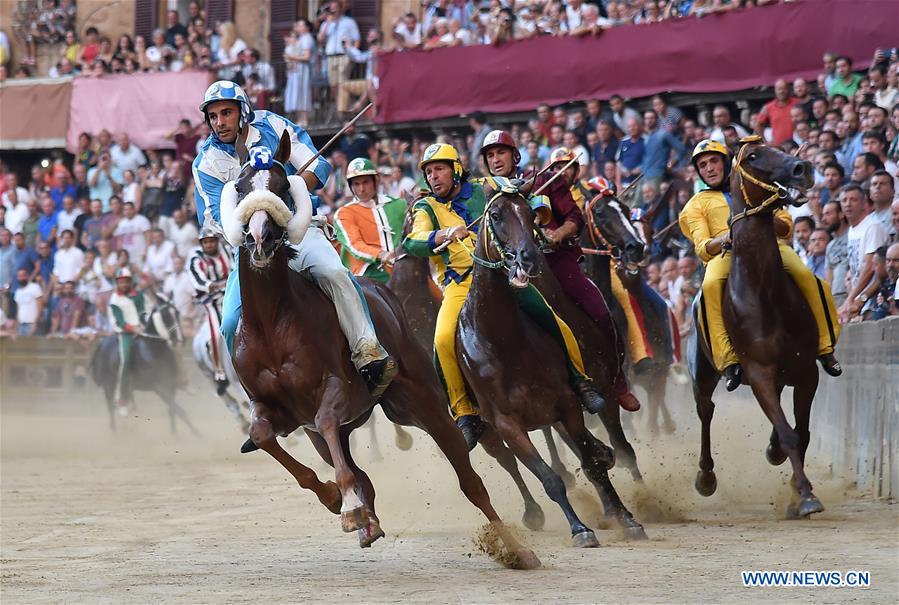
[346,157,379,183]
[418,143,464,181]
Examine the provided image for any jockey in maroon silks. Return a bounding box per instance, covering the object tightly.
[479,131,640,412]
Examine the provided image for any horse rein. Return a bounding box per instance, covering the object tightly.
[471,188,547,276]
[583,194,645,276]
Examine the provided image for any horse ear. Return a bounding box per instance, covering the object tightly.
[235,124,249,165]
[274,129,291,165]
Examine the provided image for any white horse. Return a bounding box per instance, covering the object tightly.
[192,316,251,433]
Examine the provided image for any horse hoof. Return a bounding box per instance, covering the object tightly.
[240,438,259,453]
[395,431,413,451]
[511,548,542,570]
[341,506,369,533]
[321,482,343,516]
[621,521,648,541]
[766,443,787,466]
[522,505,546,531]
[571,530,600,548]
[358,520,385,548]
[695,471,717,497]
[797,496,824,518]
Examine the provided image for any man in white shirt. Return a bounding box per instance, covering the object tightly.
[51,230,85,287]
[163,255,196,326]
[109,133,147,174]
[165,208,199,259]
[393,12,422,48]
[709,105,749,144]
[240,49,276,93]
[114,202,152,263]
[383,165,416,199]
[565,0,586,29]
[840,184,889,321]
[56,195,82,233]
[143,227,175,282]
[13,269,43,336]
[2,174,31,235]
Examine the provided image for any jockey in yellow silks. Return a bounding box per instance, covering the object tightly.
[678,139,842,391]
[403,143,606,451]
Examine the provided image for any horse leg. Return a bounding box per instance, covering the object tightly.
[494,415,598,548]
[339,429,384,548]
[541,427,577,489]
[393,424,413,451]
[315,378,369,533]
[396,386,540,568]
[693,352,719,497]
[158,388,201,438]
[788,373,824,519]
[766,385,788,466]
[558,410,647,540]
[367,410,383,462]
[104,385,116,431]
[479,425,546,531]
[221,390,251,434]
[598,399,643,482]
[653,370,676,434]
[247,407,341,514]
[745,366,819,519]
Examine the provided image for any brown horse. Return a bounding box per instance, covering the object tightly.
[582,185,679,433]
[457,184,645,546]
[230,130,539,566]
[690,138,824,518]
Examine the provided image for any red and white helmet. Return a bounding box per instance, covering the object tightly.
[585,176,614,197]
[480,129,521,166]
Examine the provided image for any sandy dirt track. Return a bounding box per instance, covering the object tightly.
[1,383,897,604]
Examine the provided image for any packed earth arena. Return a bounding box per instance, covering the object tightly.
[1,1,898,604]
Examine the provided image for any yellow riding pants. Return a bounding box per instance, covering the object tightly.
[434,275,590,420]
[610,270,651,365]
[698,244,840,372]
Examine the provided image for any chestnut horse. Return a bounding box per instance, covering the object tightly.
[457,184,645,547]
[227,131,537,566]
[690,138,824,518]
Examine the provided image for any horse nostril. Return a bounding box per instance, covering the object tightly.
[792,163,806,178]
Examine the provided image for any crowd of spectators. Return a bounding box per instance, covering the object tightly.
[1,1,897,340]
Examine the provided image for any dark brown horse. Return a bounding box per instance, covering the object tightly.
[582,185,679,433]
[230,131,539,566]
[689,138,824,518]
[457,184,645,546]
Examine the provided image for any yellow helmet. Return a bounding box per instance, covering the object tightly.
[418,143,464,181]
[691,139,729,167]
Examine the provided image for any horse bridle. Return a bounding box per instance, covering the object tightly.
[471,187,546,276]
[729,140,795,228]
[583,194,647,276]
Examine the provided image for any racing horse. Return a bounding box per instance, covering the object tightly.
[225,130,539,566]
[690,137,824,518]
[91,296,200,435]
[582,183,679,434]
[457,183,645,547]
[192,308,252,434]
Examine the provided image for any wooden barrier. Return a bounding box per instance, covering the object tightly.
[0,337,93,393]
[810,317,899,499]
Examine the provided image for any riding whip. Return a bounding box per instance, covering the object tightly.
[297,103,373,175]
[531,153,582,197]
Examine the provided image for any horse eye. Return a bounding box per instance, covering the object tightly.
[490,211,501,221]
[748,153,757,160]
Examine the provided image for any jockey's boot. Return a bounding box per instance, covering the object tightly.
[575,382,606,415]
[618,391,641,412]
[359,355,398,400]
[724,363,743,391]
[457,414,486,451]
[633,358,654,375]
[818,353,842,377]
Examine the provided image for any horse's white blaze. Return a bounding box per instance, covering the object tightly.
[610,200,645,244]
[250,169,270,193]
[248,210,269,251]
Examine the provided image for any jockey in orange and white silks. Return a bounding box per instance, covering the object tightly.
[192,80,396,396]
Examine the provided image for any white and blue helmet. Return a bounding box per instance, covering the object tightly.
[199,80,253,130]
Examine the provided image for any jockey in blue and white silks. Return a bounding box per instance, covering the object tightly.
[192,80,396,395]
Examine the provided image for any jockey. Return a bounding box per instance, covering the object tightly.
[579,174,673,374]
[192,80,396,397]
[404,143,606,450]
[333,157,408,283]
[483,136,641,412]
[189,222,232,393]
[108,268,146,409]
[678,138,842,390]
